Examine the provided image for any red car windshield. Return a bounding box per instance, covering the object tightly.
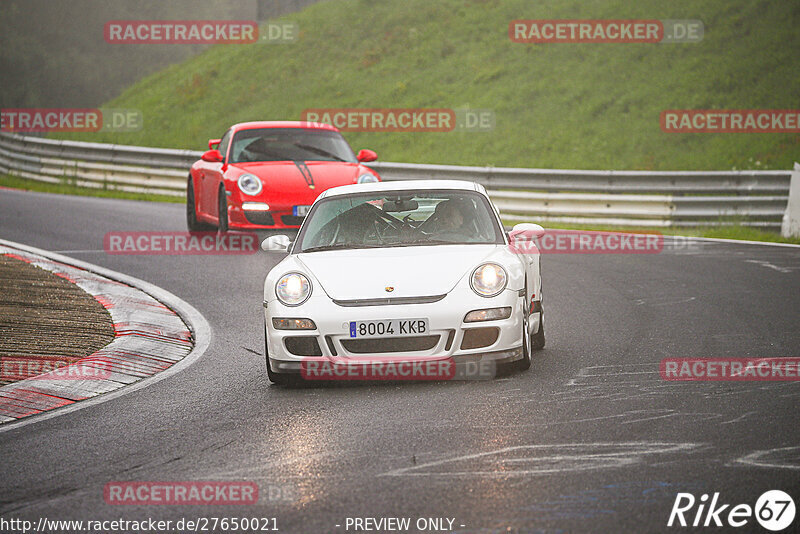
[229,128,357,163]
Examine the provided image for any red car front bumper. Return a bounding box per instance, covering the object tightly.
[228,204,305,229]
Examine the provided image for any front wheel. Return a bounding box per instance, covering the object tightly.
[265,325,300,386]
[518,309,532,371]
[266,358,296,386]
[531,308,545,350]
[217,187,229,233]
[186,178,210,231]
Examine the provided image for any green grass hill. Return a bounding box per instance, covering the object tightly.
[57,0,800,171]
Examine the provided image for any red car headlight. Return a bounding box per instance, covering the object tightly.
[237,174,263,196]
[357,173,379,184]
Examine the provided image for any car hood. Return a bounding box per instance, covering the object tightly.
[231,161,370,197]
[296,245,501,300]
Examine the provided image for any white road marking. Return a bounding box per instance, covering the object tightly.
[720,411,758,425]
[734,446,800,470]
[555,364,800,410]
[634,296,697,306]
[380,442,702,477]
[745,259,795,273]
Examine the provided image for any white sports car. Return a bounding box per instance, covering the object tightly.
[261,180,545,384]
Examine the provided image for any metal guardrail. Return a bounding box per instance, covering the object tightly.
[368,161,791,195]
[0,132,791,227]
[0,132,196,196]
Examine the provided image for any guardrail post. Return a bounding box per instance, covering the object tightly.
[781,162,800,238]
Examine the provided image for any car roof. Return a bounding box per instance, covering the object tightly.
[319,180,485,199]
[230,121,340,133]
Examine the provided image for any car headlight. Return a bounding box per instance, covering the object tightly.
[357,173,379,184]
[237,174,263,196]
[464,307,512,323]
[272,318,316,330]
[275,272,312,306]
[470,263,507,297]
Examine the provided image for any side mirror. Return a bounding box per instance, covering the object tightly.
[201,149,223,163]
[261,235,292,252]
[356,149,378,162]
[509,223,545,241]
[208,138,221,150]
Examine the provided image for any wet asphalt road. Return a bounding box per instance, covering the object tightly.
[1,188,799,534]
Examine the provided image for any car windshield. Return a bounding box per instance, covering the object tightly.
[229,128,357,163]
[295,190,505,252]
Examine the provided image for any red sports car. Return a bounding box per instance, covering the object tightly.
[187,121,380,231]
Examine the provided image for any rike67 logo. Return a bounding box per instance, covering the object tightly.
[668,490,795,531]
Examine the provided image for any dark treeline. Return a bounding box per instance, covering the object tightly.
[0,0,325,108]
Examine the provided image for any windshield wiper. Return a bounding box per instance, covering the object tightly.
[292,142,347,162]
[393,238,459,247]
[301,243,382,253]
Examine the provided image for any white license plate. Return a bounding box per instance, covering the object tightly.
[293,205,311,216]
[349,319,429,338]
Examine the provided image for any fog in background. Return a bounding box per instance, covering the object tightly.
[0,0,324,108]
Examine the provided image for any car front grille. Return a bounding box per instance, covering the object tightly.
[460,327,500,350]
[243,211,275,226]
[340,335,440,354]
[284,336,322,356]
[333,295,446,307]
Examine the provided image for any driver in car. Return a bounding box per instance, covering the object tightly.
[431,199,475,241]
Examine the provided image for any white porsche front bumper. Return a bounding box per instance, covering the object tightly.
[264,287,541,375]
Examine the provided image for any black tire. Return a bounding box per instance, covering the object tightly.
[518,308,532,370]
[265,325,299,385]
[186,177,210,231]
[531,307,545,350]
[217,187,229,233]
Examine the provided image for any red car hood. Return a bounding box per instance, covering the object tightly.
[230,161,369,201]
